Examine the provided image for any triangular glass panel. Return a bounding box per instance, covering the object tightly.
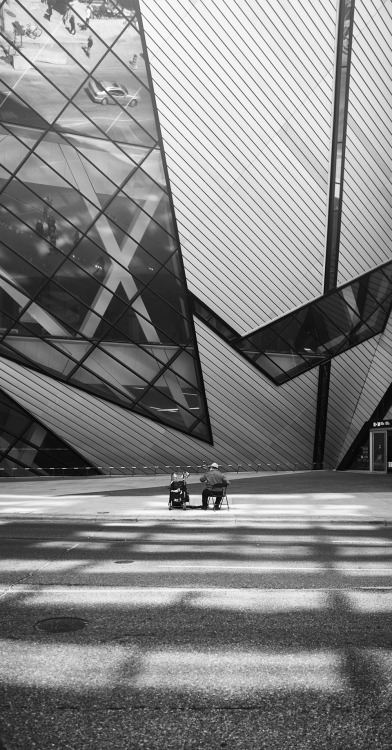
[239,327,284,355]
[121,159,167,213]
[0,387,98,476]
[365,269,392,306]
[153,369,208,422]
[0,0,211,440]
[0,430,14,453]
[158,347,200,384]
[68,364,134,408]
[11,148,97,227]
[355,307,388,337]
[380,264,392,284]
[139,148,166,186]
[0,124,38,178]
[97,197,177,272]
[0,82,53,130]
[133,384,200,433]
[134,288,192,345]
[121,183,177,250]
[254,352,301,381]
[97,337,178,382]
[0,324,85,379]
[53,100,119,142]
[190,420,212,441]
[66,132,149,170]
[347,321,375,348]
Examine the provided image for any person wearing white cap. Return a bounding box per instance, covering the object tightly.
[200,462,229,509]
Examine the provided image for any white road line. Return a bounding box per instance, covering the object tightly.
[133,564,392,571]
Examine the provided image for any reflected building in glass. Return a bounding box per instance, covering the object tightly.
[0,0,211,472]
[0,0,391,475]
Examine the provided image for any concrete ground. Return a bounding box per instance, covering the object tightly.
[1,469,392,522]
[1,471,392,749]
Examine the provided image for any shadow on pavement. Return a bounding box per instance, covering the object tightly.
[1,517,392,747]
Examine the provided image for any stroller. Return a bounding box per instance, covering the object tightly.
[168,472,190,510]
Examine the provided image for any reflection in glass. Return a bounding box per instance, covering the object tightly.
[0,389,99,477]
[192,261,392,385]
[0,1,210,440]
[373,432,386,472]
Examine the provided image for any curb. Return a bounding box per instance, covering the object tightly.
[0,514,391,524]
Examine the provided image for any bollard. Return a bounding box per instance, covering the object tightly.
[132,466,136,476]
[257,463,262,472]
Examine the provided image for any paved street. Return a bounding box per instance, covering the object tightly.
[1,471,392,748]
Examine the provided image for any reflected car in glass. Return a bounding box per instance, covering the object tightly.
[88,80,140,107]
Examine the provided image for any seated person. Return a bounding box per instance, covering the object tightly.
[199,462,229,509]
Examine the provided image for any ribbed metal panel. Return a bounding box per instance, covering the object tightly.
[140,0,336,332]
[338,0,392,284]
[324,314,392,467]
[0,318,318,470]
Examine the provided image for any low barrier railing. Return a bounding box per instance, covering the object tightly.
[0,462,331,479]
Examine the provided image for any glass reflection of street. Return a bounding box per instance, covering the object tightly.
[0,0,211,438]
[0,1,157,146]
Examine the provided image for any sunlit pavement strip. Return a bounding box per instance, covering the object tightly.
[1,472,392,522]
[2,589,392,695]
[0,495,379,522]
[6,586,392,603]
[0,640,350,693]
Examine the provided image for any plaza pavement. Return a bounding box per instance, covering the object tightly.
[1,470,392,523]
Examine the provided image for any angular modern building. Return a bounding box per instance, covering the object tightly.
[0,0,391,476]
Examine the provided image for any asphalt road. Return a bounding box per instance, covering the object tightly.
[1,515,392,749]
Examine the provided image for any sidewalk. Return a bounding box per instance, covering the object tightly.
[1,471,392,523]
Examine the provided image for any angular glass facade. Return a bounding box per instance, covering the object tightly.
[0,0,211,441]
[0,388,99,476]
[192,261,392,385]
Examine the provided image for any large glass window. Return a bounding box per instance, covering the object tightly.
[0,0,211,441]
[192,261,392,384]
[0,390,99,477]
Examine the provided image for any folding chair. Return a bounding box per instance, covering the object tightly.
[206,483,230,511]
